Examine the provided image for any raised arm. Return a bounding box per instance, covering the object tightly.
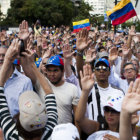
[62,43,74,78]
[76,28,92,87]
[120,79,140,140]
[126,25,136,49]
[75,64,99,135]
[21,49,52,95]
[0,39,21,140]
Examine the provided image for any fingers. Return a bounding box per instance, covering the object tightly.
[80,70,83,79]
[127,81,133,93]
[83,64,89,76]
[132,79,140,93]
[136,79,140,94]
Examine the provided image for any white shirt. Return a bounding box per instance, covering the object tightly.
[87,84,124,121]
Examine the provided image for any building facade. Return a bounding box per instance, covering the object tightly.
[84,0,136,16]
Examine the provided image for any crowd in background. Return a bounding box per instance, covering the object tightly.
[0,19,140,140]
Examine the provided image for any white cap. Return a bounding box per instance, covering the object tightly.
[51,123,80,140]
[102,94,124,112]
[19,91,47,132]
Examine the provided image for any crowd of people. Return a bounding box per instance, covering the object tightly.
[0,19,140,140]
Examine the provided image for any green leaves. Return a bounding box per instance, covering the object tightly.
[1,0,91,27]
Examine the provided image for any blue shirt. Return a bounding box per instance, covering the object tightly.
[4,68,33,116]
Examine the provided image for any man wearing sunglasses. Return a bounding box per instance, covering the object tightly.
[87,58,124,123]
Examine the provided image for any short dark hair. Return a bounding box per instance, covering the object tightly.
[46,65,64,72]
[123,62,136,73]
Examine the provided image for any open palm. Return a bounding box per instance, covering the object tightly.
[76,28,92,51]
[80,64,95,92]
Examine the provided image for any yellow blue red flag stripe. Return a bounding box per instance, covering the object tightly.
[73,19,90,32]
[106,0,136,25]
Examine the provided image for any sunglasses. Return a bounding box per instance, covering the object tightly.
[104,107,120,114]
[95,66,109,72]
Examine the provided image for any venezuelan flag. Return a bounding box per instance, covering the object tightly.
[73,19,90,33]
[106,0,137,26]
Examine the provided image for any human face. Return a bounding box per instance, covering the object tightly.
[0,47,7,69]
[131,60,139,73]
[95,63,110,82]
[123,64,136,81]
[104,107,120,126]
[46,65,64,85]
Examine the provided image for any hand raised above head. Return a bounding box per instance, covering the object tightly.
[109,47,118,62]
[122,79,140,115]
[80,64,95,92]
[76,28,92,52]
[62,44,74,60]
[4,38,21,62]
[18,20,30,41]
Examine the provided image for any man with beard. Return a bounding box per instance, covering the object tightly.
[35,55,79,124]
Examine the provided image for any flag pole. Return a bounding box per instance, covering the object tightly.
[114,0,117,34]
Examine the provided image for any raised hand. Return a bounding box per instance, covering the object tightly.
[122,46,130,58]
[80,64,95,92]
[121,79,140,115]
[85,48,96,63]
[42,46,53,59]
[18,20,30,41]
[76,28,92,52]
[20,49,35,67]
[109,47,118,62]
[129,25,136,36]
[4,39,21,62]
[62,44,74,60]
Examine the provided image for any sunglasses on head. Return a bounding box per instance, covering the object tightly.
[95,66,109,72]
[104,107,120,114]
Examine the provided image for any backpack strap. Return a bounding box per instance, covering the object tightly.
[94,84,105,130]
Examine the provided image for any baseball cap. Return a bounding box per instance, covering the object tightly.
[102,94,124,112]
[19,91,47,132]
[46,55,64,66]
[94,58,110,68]
[98,51,108,59]
[51,123,80,140]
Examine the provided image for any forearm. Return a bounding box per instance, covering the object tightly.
[75,90,99,134]
[76,54,84,88]
[64,58,72,78]
[120,57,127,76]
[0,59,12,86]
[45,94,58,130]
[120,111,132,140]
[127,35,133,49]
[75,90,89,123]
[31,63,53,94]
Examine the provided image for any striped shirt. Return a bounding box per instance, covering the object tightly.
[0,87,58,140]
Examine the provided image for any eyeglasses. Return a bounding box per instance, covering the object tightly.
[124,68,135,73]
[95,66,109,72]
[104,107,120,114]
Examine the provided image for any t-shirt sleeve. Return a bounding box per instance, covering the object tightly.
[72,85,80,106]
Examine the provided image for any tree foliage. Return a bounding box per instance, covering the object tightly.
[0,0,91,27]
